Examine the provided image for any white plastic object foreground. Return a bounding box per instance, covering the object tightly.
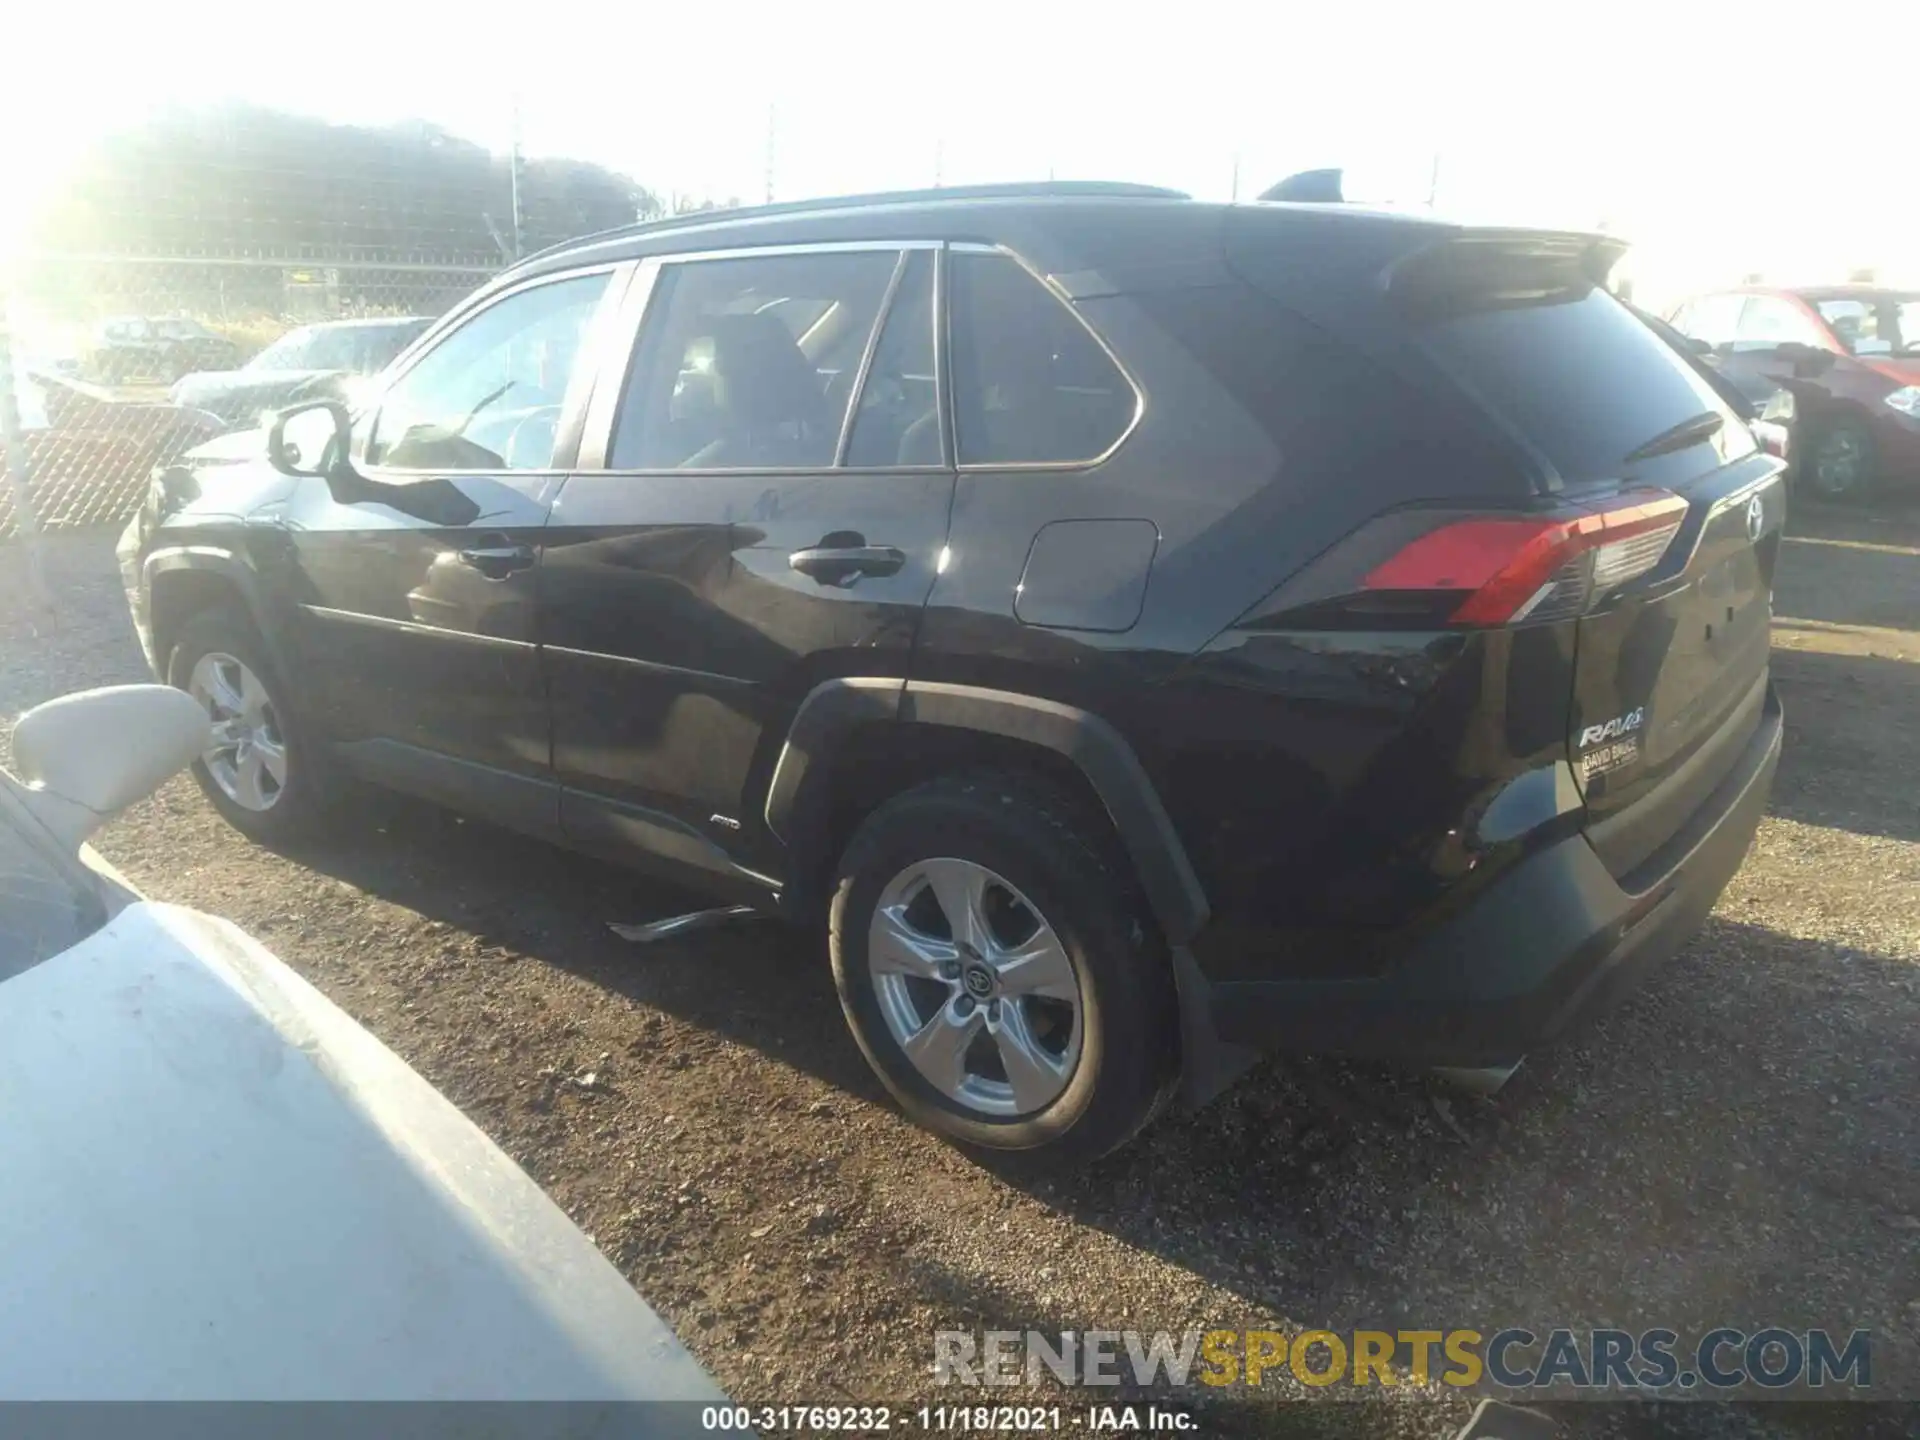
[7,684,210,844]
[0,901,725,1404]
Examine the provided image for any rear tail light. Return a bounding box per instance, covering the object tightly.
[1752,419,1791,461]
[1361,490,1688,626]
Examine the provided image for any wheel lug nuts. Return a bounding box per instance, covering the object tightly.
[954,996,975,1017]
[940,961,961,981]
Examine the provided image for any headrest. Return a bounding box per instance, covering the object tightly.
[708,313,827,431]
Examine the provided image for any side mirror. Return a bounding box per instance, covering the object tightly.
[268,398,350,478]
[264,396,483,526]
[5,686,210,846]
[1683,335,1713,356]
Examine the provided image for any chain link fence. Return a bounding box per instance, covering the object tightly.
[2,249,501,543]
[0,97,687,562]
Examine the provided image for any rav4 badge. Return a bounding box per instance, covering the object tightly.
[1579,708,1646,749]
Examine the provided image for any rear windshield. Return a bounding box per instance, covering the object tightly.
[1419,287,1754,490]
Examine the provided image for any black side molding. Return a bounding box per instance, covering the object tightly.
[765,678,1210,946]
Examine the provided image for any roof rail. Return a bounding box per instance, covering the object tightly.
[515,181,1189,268]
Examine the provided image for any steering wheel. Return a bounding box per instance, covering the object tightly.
[501,407,559,469]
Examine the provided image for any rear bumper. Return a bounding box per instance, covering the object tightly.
[1210,684,1782,1066]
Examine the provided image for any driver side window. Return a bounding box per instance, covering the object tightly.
[367,271,610,471]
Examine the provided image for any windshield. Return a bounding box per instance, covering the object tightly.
[248,322,426,375]
[1420,285,1754,490]
[0,809,100,983]
[247,326,350,371]
[246,327,317,370]
[1815,294,1920,357]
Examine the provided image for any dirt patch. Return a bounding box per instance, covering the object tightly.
[3,504,1917,1438]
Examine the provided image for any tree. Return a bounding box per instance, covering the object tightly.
[30,104,659,260]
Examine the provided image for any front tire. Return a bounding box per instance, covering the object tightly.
[1804,416,1879,502]
[168,607,325,843]
[829,774,1176,1165]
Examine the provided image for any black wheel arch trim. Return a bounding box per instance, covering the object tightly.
[143,547,289,687]
[765,677,1211,946]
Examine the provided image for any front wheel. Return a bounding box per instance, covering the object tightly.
[1804,416,1879,502]
[168,607,325,843]
[828,774,1177,1165]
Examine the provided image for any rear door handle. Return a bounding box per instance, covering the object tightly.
[456,543,536,578]
[789,545,907,587]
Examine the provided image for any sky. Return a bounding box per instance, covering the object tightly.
[1,0,1913,308]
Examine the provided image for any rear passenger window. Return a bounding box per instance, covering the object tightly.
[846,252,939,467]
[611,251,896,470]
[947,253,1134,466]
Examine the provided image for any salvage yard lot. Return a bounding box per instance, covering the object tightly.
[3,504,1917,1437]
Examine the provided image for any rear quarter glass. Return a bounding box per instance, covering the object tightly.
[1126,282,1533,512]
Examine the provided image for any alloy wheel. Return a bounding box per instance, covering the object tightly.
[1810,427,1868,498]
[867,857,1083,1118]
[188,652,288,812]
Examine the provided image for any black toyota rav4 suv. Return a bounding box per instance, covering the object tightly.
[122,182,1784,1164]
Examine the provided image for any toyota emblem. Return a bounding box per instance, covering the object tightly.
[1745,494,1765,542]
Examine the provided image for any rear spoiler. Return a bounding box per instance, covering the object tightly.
[1386,231,1630,319]
[1259,168,1345,203]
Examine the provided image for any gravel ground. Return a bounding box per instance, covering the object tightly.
[2,504,1917,1440]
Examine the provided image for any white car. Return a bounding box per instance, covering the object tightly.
[0,686,724,1419]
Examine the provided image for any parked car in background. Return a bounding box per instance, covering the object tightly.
[1668,285,1920,500]
[124,183,1784,1165]
[0,685,724,1411]
[170,315,434,430]
[4,362,223,532]
[86,316,242,384]
[1633,306,1797,473]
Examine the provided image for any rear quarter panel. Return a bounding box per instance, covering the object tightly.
[914,275,1554,984]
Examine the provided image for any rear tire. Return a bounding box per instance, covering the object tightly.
[1804,415,1879,502]
[168,607,326,844]
[828,773,1177,1166]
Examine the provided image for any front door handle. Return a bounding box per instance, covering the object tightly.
[789,544,907,587]
[456,542,536,578]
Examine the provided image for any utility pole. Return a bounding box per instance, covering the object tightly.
[509,96,525,260]
[1425,151,1442,210]
[933,138,944,189]
[1230,152,1241,203]
[764,103,777,204]
[0,286,47,604]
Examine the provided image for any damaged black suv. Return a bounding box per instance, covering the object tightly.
[123,182,1784,1163]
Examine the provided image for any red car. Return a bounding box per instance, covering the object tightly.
[1668,285,1920,501]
